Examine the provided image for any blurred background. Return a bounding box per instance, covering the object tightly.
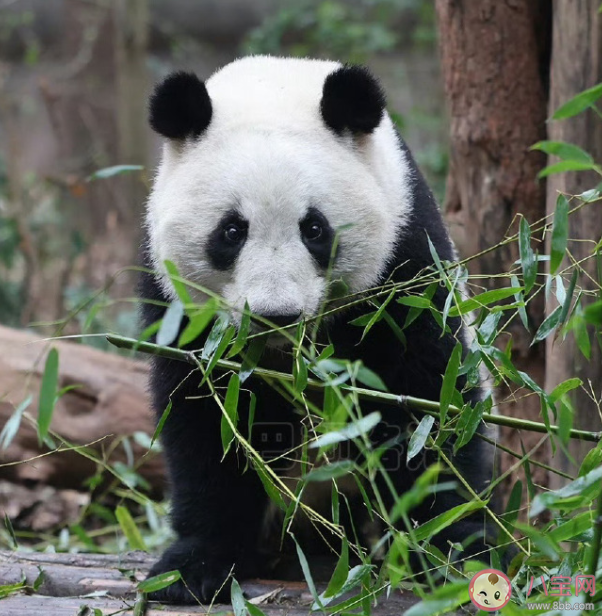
[0,0,446,340]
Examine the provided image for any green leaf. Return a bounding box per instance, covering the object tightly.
[549,511,595,543]
[292,535,322,610]
[404,583,469,616]
[355,364,387,391]
[38,348,59,444]
[358,289,395,341]
[230,578,246,616]
[531,141,593,164]
[407,416,435,462]
[323,538,349,598]
[254,461,286,510]
[447,287,521,318]
[550,194,569,274]
[115,505,147,551]
[531,305,562,345]
[413,501,485,541]
[178,298,218,347]
[558,268,579,328]
[0,395,32,451]
[454,400,486,452]
[557,398,573,445]
[221,374,240,455]
[245,602,268,616]
[151,400,172,447]
[201,325,235,384]
[86,164,143,181]
[309,412,381,449]
[439,342,461,422]
[584,299,602,325]
[138,570,181,593]
[549,378,582,403]
[239,337,266,383]
[164,260,192,306]
[510,274,529,329]
[552,82,602,119]
[519,217,537,294]
[156,300,184,347]
[530,465,602,517]
[537,160,598,178]
[579,441,602,476]
[305,460,355,482]
[227,301,252,358]
[293,353,308,394]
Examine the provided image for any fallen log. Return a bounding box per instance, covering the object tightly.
[0,550,423,615]
[0,325,164,494]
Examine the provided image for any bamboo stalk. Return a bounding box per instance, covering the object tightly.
[107,334,602,443]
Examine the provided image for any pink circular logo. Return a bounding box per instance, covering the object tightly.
[469,569,512,611]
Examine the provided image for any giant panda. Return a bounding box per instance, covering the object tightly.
[139,56,497,604]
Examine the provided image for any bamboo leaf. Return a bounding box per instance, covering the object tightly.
[221,374,240,455]
[531,305,562,345]
[305,460,356,482]
[115,506,147,551]
[413,501,485,541]
[550,194,569,274]
[454,400,486,452]
[230,578,246,616]
[407,415,435,462]
[87,164,143,181]
[552,83,602,120]
[164,260,193,306]
[138,570,181,593]
[447,287,520,318]
[0,395,32,451]
[510,275,529,329]
[38,348,59,444]
[156,300,184,347]
[538,160,598,179]
[519,217,537,294]
[439,342,462,422]
[531,140,593,164]
[549,378,582,403]
[227,301,252,358]
[178,298,218,347]
[323,538,349,598]
[310,412,381,449]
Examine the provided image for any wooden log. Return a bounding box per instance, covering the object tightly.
[0,550,422,615]
[0,325,164,493]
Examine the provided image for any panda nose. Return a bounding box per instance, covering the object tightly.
[260,312,302,328]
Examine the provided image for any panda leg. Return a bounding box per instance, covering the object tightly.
[146,387,267,604]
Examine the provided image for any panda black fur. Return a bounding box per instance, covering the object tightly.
[139,56,497,604]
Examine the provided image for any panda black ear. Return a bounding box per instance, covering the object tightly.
[320,65,386,135]
[148,71,212,140]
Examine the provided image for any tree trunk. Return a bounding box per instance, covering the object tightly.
[545,1,602,485]
[435,0,550,488]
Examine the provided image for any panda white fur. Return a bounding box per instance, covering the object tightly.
[139,56,497,604]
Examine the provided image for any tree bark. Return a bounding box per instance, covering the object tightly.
[435,0,550,488]
[545,1,602,485]
[0,326,164,494]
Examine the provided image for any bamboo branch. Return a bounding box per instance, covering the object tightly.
[106,334,602,443]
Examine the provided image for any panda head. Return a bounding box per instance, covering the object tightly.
[145,56,412,329]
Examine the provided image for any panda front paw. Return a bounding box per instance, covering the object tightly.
[145,538,253,605]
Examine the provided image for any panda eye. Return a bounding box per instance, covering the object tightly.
[303,220,323,241]
[223,223,246,244]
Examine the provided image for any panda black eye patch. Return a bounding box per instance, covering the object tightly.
[206,211,248,270]
[300,207,336,269]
